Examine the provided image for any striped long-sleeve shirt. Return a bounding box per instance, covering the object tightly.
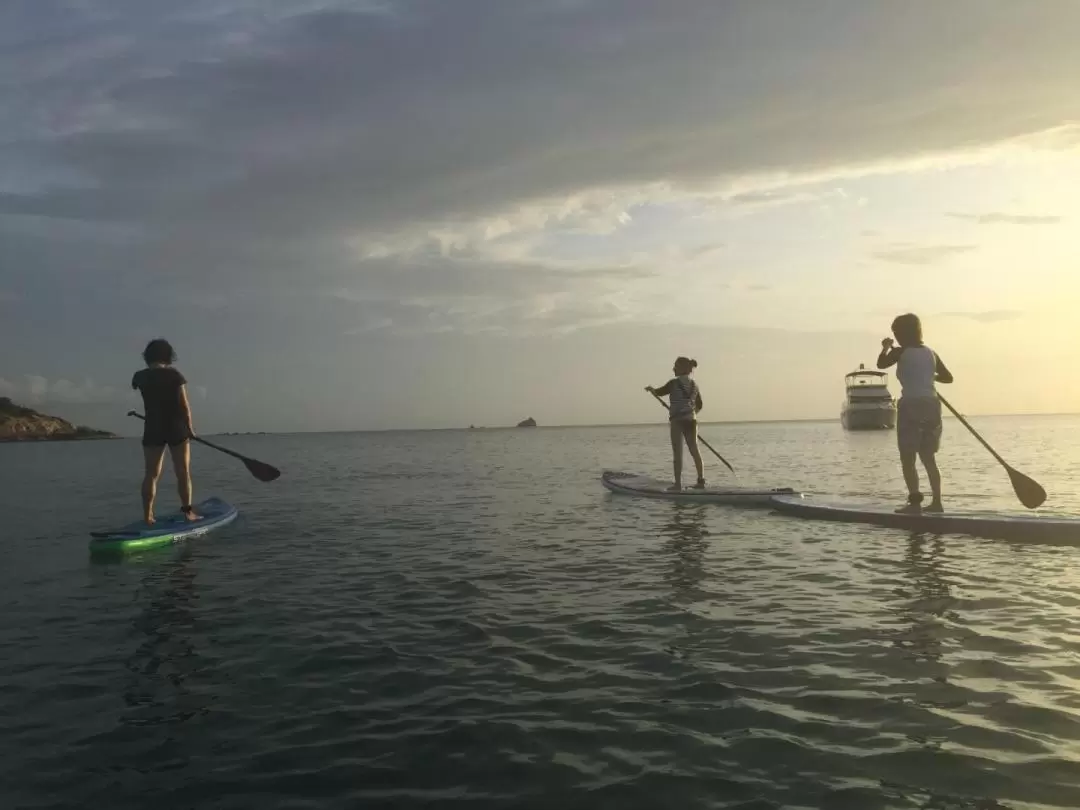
[653,376,703,421]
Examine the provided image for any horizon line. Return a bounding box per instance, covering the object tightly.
[100,409,1080,438]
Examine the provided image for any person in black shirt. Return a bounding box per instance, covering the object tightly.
[131,339,199,525]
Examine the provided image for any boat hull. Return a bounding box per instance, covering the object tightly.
[841,404,896,430]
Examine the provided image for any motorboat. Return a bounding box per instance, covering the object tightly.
[841,364,896,430]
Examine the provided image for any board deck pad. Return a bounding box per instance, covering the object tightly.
[89,496,237,553]
[602,470,798,505]
[770,493,1080,543]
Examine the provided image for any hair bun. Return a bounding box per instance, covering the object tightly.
[690,359,698,369]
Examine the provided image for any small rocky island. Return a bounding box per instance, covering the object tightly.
[0,397,115,442]
[516,417,537,428]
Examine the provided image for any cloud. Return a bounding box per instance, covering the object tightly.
[948,212,1063,225]
[683,243,726,260]
[5,3,1080,232]
[1,0,1079,340]
[938,309,1023,323]
[332,253,645,337]
[332,253,651,301]
[0,374,121,405]
[872,243,976,266]
[726,186,848,210]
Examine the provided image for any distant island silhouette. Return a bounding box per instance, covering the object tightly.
[0,397,115,442]
[516,417,537,428]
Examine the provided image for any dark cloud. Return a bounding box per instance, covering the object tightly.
[948,212,1063,225]
[872,243,976,266]
[4,0,1079,250]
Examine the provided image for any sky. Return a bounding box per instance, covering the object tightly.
[1,0,1079,434]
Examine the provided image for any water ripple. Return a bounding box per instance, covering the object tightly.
[3,418,1080,808]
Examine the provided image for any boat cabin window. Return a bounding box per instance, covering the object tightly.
[846,373,888,388]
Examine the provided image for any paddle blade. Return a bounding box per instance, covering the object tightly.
[244,458,281,482]
[1007,465,1046,509]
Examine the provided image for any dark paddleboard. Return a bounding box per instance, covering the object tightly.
[770,493,1080,542]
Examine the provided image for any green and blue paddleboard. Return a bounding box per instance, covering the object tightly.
[89,497,237,554]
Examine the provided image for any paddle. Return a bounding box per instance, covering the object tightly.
[127,411,281,482]
[647,390,735,474]
[937,395,1045,509]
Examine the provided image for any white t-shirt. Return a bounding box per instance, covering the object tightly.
[896,346,938,399]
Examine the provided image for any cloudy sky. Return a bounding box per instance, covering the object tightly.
[2,0,1078,433]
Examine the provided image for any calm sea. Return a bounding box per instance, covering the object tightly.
[3,415,1080,809]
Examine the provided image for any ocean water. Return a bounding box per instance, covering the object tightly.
[3,415,1080,810]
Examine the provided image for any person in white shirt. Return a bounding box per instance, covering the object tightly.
[877,314,954,514]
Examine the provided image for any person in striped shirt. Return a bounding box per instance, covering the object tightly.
[646,356,705,491]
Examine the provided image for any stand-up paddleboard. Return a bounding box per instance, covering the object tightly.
[602,470,798,505]
[89,497,238,554]
[770,494,1080,543]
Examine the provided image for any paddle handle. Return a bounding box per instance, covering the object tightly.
[648,390,735,474]
[937,395,1009,467]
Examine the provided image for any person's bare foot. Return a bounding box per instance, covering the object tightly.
[144,516,156,526]
[181,506,201,522]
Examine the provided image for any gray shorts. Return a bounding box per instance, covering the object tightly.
[897,396,942,455]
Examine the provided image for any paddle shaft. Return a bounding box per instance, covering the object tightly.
[937,395,1008,467]
[649,391,735,473]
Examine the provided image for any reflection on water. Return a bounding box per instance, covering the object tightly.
[888,532,961,770]
[123,552,209,728]
[897,533,955,675]
[656,504,709,604]
[5,418,1080,809]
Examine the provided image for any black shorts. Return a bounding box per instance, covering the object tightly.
[142,425,189,448]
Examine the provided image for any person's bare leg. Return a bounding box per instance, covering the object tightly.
[901,450,920,496]
[895,448,922,513]
[669,420,683,490]
[169,441,200,521]
[141,446,166,524]
[685,423,705,486]
[919,449,942,511]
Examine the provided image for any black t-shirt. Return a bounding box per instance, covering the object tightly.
[132,366,187,430]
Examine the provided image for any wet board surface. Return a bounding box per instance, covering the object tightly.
[602,470,798,505]
[89,496,238,554]
[770,493,1080,543]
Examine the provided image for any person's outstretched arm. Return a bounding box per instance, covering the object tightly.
[934,354,954,384]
